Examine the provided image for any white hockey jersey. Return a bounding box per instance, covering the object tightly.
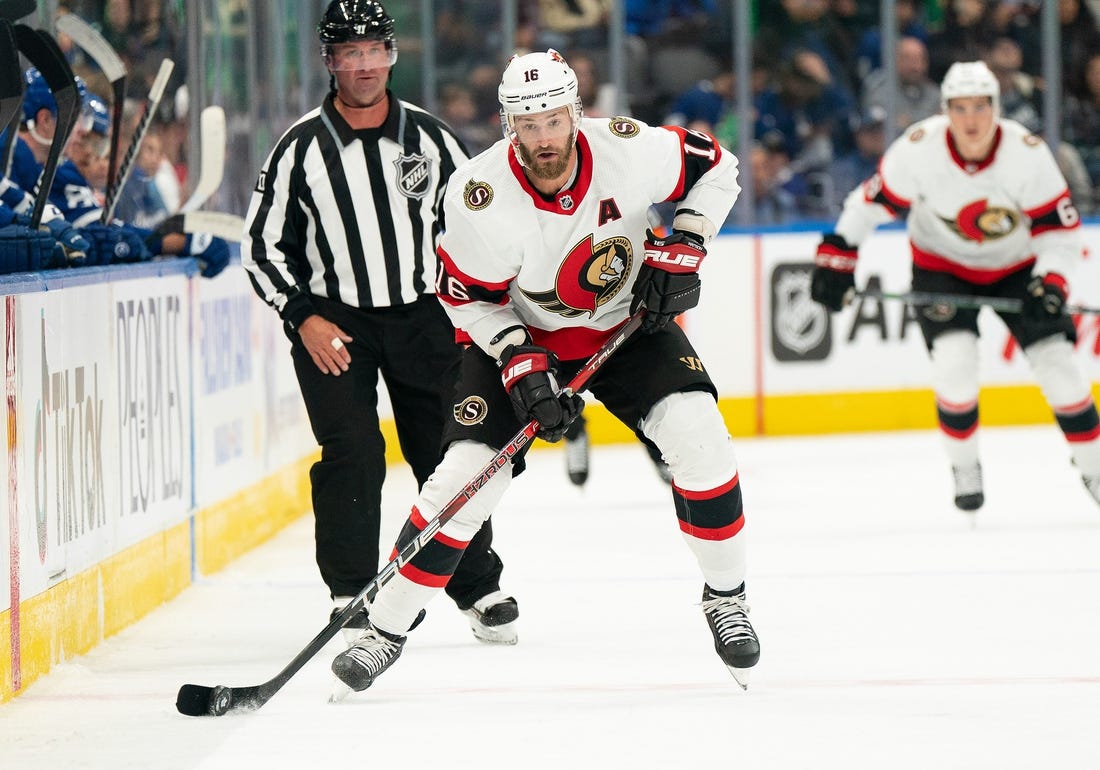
[833,115,1083,284]
[435,116,740,360]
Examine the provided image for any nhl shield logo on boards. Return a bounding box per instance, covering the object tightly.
[395,153,432,199]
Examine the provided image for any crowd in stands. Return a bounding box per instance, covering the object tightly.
[434,0,1100,223]
[4,0,1099,277]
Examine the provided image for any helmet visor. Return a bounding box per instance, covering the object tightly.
[322,40,397,71]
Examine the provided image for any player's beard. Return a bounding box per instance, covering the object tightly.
[519,139,574,181]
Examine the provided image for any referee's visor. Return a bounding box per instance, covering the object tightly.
[322,40,398,71]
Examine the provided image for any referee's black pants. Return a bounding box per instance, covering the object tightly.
[291,294,503,610]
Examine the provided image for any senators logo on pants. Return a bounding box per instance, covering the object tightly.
[521,234,633,318]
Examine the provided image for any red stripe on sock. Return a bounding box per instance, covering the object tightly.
[673,472,739,501]
[678,515,745,541]
[397,562,451,588]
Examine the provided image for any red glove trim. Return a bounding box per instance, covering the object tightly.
[1043,272,1068,296]
[814,242,858,272]
[641,243,706,274]
[500,351,550,391]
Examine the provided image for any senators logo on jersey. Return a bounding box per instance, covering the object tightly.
[941,199,1020,243]
[464,179,494,211]
[521,234,633,318]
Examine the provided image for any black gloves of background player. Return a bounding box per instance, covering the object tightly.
[1024,272,1067,319]
[630,228,706,333]
[810,233,858,311]
[498,343,583,442]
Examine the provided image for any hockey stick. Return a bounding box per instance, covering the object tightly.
[157,211,244,242]
[54,13,127,195]
[178,105,226,213]
[101,57,174,223]
[176,312,645,717]
[14,26,81,229]
[0,20,22,132]
[0,0,34,21]
[854,288,1100,316]
[0,18,22,177]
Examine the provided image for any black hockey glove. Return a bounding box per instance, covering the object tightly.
[1024,272,1067,320]
[810,233,858,312]
[498,344,584,443]
[630,228,706,333]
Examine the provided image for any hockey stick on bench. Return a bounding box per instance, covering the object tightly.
[178,105,225,213]
[176,311,646,717]
[14,25,81,229]
[54,13,127,195]
[157,210,244,242]
[853,288,1100,317]
[101,57,174,223]
[0,20,22,132]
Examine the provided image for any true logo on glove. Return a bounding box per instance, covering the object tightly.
[643,248,702,271]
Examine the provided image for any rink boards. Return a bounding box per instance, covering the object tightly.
[3,224,1100,702]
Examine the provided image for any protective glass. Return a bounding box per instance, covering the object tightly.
[322,40,397,71]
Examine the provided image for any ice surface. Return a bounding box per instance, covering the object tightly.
[2,426,1099,769]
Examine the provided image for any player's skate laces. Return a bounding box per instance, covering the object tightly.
[702,584,759,689]
[331,626,405,692]
[564,423,589,486]
[952,463,984,511]
[463,590,519,645]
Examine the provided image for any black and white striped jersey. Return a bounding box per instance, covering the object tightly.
[241,92,469,328]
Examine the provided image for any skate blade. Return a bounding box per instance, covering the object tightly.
[470,621,519,646]
[328,677,354,704]
[726,665,751,690]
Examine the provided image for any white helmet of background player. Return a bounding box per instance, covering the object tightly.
[940,61,1000,117]
[498,49,582,161]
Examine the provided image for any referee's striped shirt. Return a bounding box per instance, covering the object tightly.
[241,92,469,328]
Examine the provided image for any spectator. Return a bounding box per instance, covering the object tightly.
[986,36,1041,133]
[754,49,854,175]
[1062,51,1100,212]
[569,50,618,118]
[927,0,998,82]
[438,82,497,156]
[1057,0,1100,97]
[538,0,610,51]
[855,0,929,81]
[826,106,887,217]
[114,125,170,228]
[750,132,814,225]
[862,35,941,134]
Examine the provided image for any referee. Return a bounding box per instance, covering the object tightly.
[241,0,519,645]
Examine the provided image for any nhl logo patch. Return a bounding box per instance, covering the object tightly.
[464,180,494,211]
[609,117,640,138]
[454,396,488,425]
[558,193,575,211]
[395,153,432,199]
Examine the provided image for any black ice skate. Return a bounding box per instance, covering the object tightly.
[952,463,984,512]
[462,590,519,645]
[331,625,406,692]
[702,584,760,690]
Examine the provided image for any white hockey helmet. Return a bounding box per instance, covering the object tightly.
[498,49,582,148]
[940,61,1000,116]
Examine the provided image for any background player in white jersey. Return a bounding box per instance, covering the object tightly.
[811,61,1100,512]
[331,49,760,694]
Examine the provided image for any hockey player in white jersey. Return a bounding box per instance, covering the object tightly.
[811,61,1100,512]
[332,49,760,692]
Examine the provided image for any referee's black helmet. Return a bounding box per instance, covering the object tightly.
[318,0,395,46]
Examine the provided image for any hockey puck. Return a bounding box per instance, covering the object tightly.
[209,685,233,716]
